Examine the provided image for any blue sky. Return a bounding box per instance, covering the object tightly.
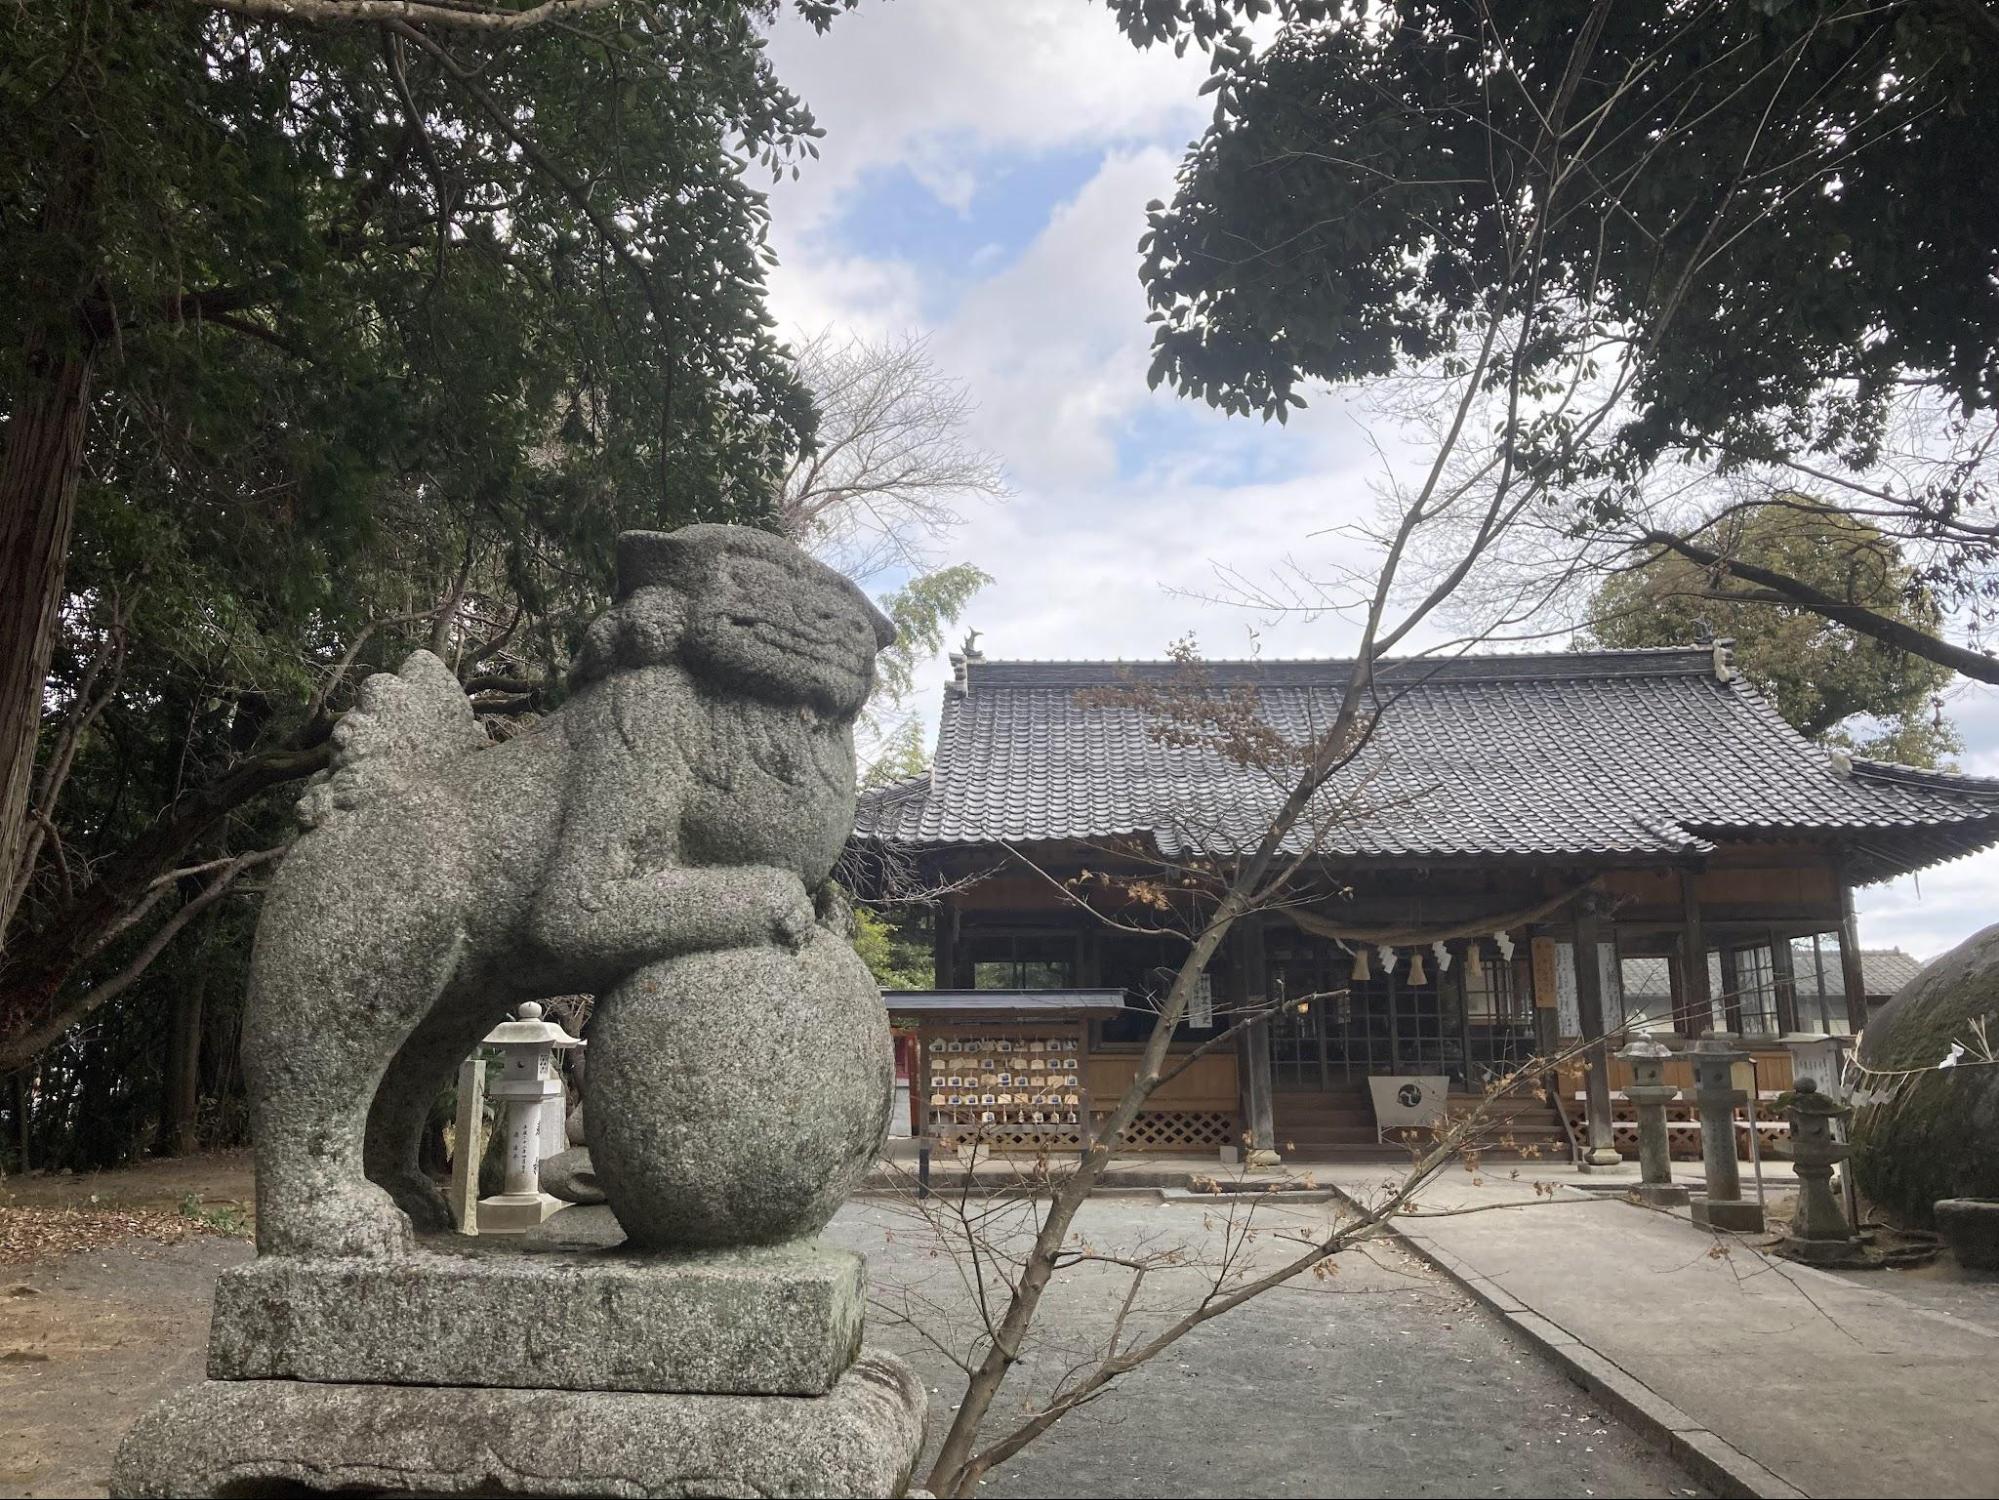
[760,0,1999,962]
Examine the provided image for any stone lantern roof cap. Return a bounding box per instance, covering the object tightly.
[1617,1038,1675,1061]
[484,1000,586,1048]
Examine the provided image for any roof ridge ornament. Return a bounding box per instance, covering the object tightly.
[947,630,983,697]
[1712,638,1739,682]
[1827,747,1854,778]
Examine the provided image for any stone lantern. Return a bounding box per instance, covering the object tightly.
[477,1001,585,1234]
[1778,1078,1863,1263]
[1688,1031,1764,1232]
[1781,1029,1859,1228]
[1617,1038,1688,1207]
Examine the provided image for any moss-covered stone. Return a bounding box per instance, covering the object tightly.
[1851,923,1999,1225]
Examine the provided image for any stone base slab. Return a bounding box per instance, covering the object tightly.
[1936,1197,1999,1272]
[1776,1232,1870,1267]
[476,1189,567,1233]
[1632,1182,1691,1208]
[1691,1196,1766,1232]
[114,1351,926,1499]
[209,1240,863,1396]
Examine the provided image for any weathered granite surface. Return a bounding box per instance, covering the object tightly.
[1854,923,1999,1224]
[591,929,892,1249]
[239,524,896,1258]
[112,1351,926,1499]
[543,1144,607,1205]
[1935,1197,1999,1272]
[209,1241,866,1395]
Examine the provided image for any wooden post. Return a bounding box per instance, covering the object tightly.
[1076,924,1101,988]
[448,1057,486,1234]
[1768,932,1799,1034]
[1837,881,1869,1033]
[1677,869,1712,1036]
[933,897,958,990]
[1571,901,1620,1166]
[1718,947,1745,1034]
[1239,918,1279,1166]
[1455,961,1474,1088]
[1811,932,1835,1033]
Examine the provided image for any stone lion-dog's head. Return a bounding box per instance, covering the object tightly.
[570,525,897,720]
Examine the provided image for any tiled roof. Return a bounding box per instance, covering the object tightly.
[1794,946,1925,999]
[855,649,1999,884]
[1621,948,1925,1001]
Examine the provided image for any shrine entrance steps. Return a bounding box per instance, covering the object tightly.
[1273,1084,1571,1160]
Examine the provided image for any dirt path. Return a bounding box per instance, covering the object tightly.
[1,1233,252,1497]
[1,1154,256,1497]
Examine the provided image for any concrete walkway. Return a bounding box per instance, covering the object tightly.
[1325,1161,1999,1500]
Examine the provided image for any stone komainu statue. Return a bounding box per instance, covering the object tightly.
[244,525,897,1257]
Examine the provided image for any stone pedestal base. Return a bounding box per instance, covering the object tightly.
[1777,1232,1868,1267]
[1936,1197,1999,1272]
[1578,1147,1624,1171]
[1632,1182,1691,1208]
[112,1350,926,1499]
[208,1240,865,1396]
[1245,1148,1283,1169]
[476,1189,567,1233]
[1691,1196,1766,1232]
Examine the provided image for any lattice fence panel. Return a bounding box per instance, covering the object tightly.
[1105,1109,1239,1153]
[927,1118,1086,1154]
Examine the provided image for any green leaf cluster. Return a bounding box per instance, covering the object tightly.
[1115,1,1997,470]
[1588,503,1960,767]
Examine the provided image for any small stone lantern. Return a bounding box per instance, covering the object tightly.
[477,1001,585,1234]
[1778,1078,1863,1263]
[1688,1031,1764,1232]
[1617,1038,1688,1207]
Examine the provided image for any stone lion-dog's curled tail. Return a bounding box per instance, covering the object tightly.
[296,649,489,828]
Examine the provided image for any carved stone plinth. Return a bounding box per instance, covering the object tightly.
[208,1239,866,1396]
[113,1352,927,1500]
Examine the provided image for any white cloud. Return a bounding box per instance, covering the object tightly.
[932,147,1180,486]
[764,0,1210,231]
[1857,851,1999,963]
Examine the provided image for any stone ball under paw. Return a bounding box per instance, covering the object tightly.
[588,930,891,1249]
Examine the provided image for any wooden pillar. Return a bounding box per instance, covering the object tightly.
[1570,900,1619,1165]
[1718,947,1745,1034]
[1677,869,1712,1036]
[1768,932,1799,1034]
[1837,881,1869,1033]
[1810,932,1835,1033]
[1238,918,1279,1165]
[934,898,959,990]
[1076,924,1102,988]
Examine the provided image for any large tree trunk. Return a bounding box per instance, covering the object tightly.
[0,343,96,950]
[163,962,208,1157]
[0,138,101,954]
